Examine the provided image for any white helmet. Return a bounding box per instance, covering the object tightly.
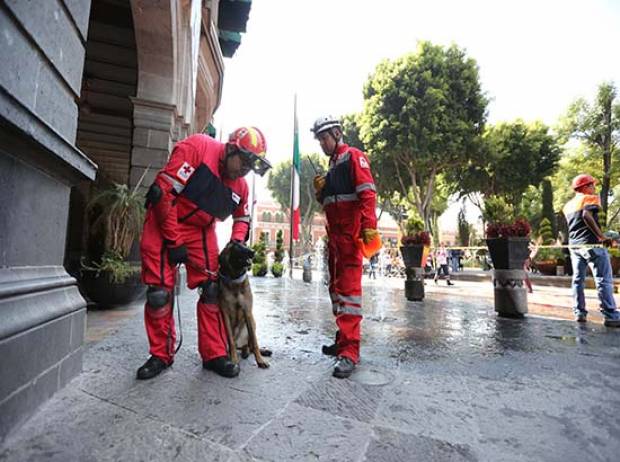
[311,115,342,136]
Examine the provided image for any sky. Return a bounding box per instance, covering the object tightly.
[213,0,620,239]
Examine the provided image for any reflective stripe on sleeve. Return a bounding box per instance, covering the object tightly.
[356,183,376,193]
[161,173,185,194]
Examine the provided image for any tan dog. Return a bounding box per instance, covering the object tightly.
[218,241,270,368]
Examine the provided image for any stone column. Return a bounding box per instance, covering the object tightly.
[492,269,528,318]
[129,98,176,189]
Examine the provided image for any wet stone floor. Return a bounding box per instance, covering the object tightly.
[1,276,620,461]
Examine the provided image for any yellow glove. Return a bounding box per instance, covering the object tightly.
[361,228,379,244]
[313,175,326,192]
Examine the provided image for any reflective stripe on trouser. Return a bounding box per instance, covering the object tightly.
[328,232,363,363]
[140,214,228,362]
[197,301,229,360]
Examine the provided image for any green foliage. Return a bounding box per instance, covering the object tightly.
[404,216,424,236]
[538,218,554,244]
[541,179,556,237]
[271,262,284,278]
[360,41,487,228]
[267,153,324,250]
[559,81,620,225]
[452,120,561,209]
[457,206,471,246]
[341,113,365,150]
[87,183,145,260]
[81,250,140,284]
[535,247,564,263]
[482,196,514,224]
[272,230,285,278]
[251,232,268,277]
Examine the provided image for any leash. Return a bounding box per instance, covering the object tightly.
[173,267,183,354]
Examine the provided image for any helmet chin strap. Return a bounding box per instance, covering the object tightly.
[327,128,342,158]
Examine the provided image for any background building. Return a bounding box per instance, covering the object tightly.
[0,0,252,441]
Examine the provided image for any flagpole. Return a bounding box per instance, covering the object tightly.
[289,94,297,278]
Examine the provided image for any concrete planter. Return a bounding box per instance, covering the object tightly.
[400,245,427,301]
[485,237,530,270]
[81,268,145,308]
[492,269,528,317]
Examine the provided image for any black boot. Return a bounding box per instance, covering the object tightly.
[203,356,240,378]
[447,280,454,286]
[333,356,355,379]
[136,356,170,380]
[322,331,340,356]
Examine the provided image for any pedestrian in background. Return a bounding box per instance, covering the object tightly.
[434,242,454,286]
[563,174,620,327]
[312,115,378,378]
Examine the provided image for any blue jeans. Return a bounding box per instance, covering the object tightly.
[570,247,619,319]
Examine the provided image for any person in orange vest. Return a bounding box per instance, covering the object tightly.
[136,127,272,380]
[312,115,378,378]
[563,174,620,327]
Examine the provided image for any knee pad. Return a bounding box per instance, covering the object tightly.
[146,286,170,309]
[199,280,219,304]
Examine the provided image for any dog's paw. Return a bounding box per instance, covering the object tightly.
[257,360,270,369]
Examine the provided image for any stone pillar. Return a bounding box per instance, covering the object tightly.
[492,269,528,318]
[0,0,95,441]
[404,267,425,301]
[129,98,176,189]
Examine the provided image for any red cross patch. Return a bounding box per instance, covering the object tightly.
[176,162,195,182]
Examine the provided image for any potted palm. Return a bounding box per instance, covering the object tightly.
[80,182,146,307]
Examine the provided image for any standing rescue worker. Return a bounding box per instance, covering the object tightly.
[312,115,378,378]
[563,174,620,327]
[136,127,272,380]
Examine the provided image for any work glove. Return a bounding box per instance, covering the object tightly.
[313,175,326,192]
[167,244,188,265]
[361,228,380,244]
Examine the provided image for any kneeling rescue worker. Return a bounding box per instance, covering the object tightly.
[137,127,271,380]
[311,115,379,378]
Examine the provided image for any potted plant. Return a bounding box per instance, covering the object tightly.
[251,232,269,277]
[485,218,531,269]
[533,247,564,276]
[80,182,146,307]
[271,230,284,277]
[399,217,431,301]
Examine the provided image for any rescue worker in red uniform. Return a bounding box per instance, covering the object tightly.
[311,115,378,378]
[136,127,271,380]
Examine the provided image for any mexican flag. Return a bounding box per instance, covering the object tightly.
[291,96,300,240]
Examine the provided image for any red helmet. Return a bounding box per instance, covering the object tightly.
[572,174,596,191]
[228,127,271,176]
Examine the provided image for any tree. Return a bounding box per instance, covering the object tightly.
[560,82,620,225]
[457,205,471,247]
[360,41,487,230]
[267,153,325,250]
[541,179,556,237]
[452,120,561,212]
[271,230,284,277]
[251,232,268,277]
[538,217,554,244]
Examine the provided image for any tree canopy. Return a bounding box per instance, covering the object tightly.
[559,81,620,225]
[360,41,487,230]
[266,153,325,250]
[451,120,561,212]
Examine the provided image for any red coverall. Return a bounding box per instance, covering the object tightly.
[319,143,377,363]
[140,134,250,365]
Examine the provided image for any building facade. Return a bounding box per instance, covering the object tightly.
[0,0,251,441]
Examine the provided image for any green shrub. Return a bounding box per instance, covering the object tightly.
[271,262,284,277]
[252,263,268,277]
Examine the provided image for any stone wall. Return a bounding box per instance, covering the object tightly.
[0,0,95,442]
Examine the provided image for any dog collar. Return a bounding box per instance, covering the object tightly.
[219,271,248,285]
